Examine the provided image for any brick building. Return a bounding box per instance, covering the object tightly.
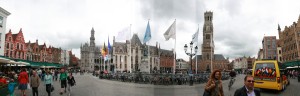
[159,49,174,73]
[4,29,27,59]
[278,16,300,62]
[262,36,277,59]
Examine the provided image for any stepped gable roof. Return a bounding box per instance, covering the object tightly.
[130,34,142,46]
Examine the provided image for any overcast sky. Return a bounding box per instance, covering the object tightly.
[1,0,300,61]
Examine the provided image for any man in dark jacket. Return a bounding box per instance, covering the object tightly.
[234,75,260,96]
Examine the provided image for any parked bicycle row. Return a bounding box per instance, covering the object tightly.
[93,72,230,85]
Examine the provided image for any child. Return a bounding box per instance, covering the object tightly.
[8,79,17,96]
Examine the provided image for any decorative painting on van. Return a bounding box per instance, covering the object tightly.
[254,63,276,81]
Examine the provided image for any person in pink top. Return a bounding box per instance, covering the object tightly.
[18,68,29,96]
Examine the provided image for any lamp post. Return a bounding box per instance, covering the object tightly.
[184,41,198,86]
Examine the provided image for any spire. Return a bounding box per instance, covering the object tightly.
[8,29,11,33]
[278,24,281,31]
[19,28,22,33]
[90,27,95,47]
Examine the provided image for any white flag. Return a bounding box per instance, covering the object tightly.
[192,28,199,43]
[164,21,176,41]
[116,27,130,42]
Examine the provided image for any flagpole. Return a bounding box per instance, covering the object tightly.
[108,36,110,73]
[130,24,132,73]
[173,19,176,74]
[196,25,199,74]
[210,35,213,73]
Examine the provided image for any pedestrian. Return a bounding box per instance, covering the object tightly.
[59,68,68,94]
[234,75,261,96]
[8,79,17,96]
[44,71,53,96]
[18,68,29,96]
[204,69,224,96]
[67,72,76,95]
[30,70,40,96]
[54,69,58,81]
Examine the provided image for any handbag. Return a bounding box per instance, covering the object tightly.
[203,90,211,96]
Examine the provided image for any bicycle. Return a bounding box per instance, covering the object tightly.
[228,77,235,90]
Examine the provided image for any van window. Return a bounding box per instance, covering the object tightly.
[254,63,276,81]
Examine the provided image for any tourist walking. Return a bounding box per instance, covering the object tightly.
[44,71,53,96]
[30,70,40,96]
[60,68,68,94]
[18,68,29,96]
[67,72,76,95]
[204,69,224,96]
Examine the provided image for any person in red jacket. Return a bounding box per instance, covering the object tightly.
[18,68,29,96]
[0,76,7,84]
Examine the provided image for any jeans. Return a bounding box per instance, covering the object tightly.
[46,84,51,96]
[32,87,38,96]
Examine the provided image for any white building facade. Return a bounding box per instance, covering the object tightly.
[60,50,70,66]
[113,34,160,73]
[80,28,101,71]
[0,7,10,56]
[233,57,248,73]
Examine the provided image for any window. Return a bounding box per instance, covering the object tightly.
[10,44,13,49]
[0,16,3,27]
[206,34,210,39]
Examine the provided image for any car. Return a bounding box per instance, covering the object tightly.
[252,59,288,91]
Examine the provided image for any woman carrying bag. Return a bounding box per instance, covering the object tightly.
[204,69,224,96]
[44,71,53,96]
[67,72,76,95]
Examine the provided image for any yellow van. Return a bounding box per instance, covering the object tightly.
[252,60,289,91]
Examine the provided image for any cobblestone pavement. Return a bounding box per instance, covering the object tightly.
[12,73,300,96]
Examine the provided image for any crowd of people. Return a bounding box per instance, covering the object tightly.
[0,68,76,96]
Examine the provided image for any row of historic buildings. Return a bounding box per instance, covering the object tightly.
[80,28,174,73]
[80,11,231,73]
[0,7,79,66]
[257,15,300,63]
[4,28,78,66]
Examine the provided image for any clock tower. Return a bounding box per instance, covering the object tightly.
[202,11,214,60]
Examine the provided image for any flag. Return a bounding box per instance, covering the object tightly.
[101,42,108,58]
[210,35,215,48]
[108,36,112,52]
[116,26,130,42]
[143,21,151,43]
[164,20,176,41]
[192,27,199,43]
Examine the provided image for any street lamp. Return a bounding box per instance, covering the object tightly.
[184,41,198,86]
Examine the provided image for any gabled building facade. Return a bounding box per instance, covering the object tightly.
[4,29,27,59]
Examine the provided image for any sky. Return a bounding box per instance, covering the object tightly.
[0,0,300,61]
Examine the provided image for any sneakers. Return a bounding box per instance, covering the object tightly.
[60,92,63,95]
